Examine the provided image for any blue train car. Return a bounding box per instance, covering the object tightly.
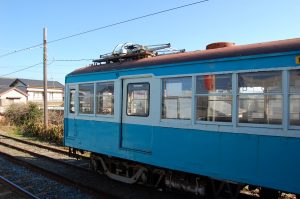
[64,39,300,198]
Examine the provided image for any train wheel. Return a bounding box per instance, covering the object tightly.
[259,187,279,199]
[90,154,104,174]
[90,158,97,170]
[207,179,241,199]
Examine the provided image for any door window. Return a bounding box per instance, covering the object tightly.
[127,83,150,117]
[69,88,75,113]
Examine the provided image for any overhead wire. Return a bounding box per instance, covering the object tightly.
[0,0,209,59]
[0,62,43,77]
[0,0,209,79]
[0,59,56,78]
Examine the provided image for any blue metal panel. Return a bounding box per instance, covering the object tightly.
[64,118,76,138]
[218,133,258,182]
[121,123,153,153]
[65,119,121,153]
[152,127,221,174]
[64,119,300,194]
[257,136,300,192]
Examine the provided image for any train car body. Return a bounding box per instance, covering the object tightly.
[64,38,300,196]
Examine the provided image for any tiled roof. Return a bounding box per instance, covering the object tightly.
[0,85,28,96]
[0,77,16,86]
[0,77,64,89]
[0,85,11,94]
[16,79,64,88]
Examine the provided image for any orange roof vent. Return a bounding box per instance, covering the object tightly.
[206,42,235,50]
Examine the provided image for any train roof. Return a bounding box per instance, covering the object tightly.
[68,38,300,76]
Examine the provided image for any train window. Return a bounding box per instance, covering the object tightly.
[78,83,94,114]
[238,71,282,124]
[96,82,114,115]
[162,77,192,120]
[196,74,232,122]
[127,83,150,117]
[69,88,75,113]
[289,70,300,126]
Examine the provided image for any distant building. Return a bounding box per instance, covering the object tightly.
[0,77,64,113]
[0,86,28,113]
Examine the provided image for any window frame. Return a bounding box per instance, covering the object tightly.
[69,87,76,114]
[288,69,300,129]
[195,74,233,124]
[96,81,115,116]
[161,76,192,120]
[236,71,284,127]
[78,83,95,115]
[126,82,150,117]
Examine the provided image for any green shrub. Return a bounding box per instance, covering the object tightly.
[4,102,42,126]
[4,103,63,145]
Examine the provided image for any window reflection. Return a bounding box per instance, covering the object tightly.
[96,82,114,115]
[69,89,75,113]
[196,96,232,122]
[238,71,282,124]
[162,77,192,119]
[289,70,300,126]
[196,74,232,94]
[239,95,282,124]
[127,83,149,117]
[79,83,94,114]
[238,71,282,93]
[196,74,232,122]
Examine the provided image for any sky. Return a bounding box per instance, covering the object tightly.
[0,0,299,84]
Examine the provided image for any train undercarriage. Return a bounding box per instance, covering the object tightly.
[89,152,245,199]
[69,148,298,199]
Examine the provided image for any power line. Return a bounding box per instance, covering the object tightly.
[0,59,88,77]
[0,59,55,77]
[0,44,43,59]
[0,62,43,77]
[47,0,209,44]
[0,0,209,59]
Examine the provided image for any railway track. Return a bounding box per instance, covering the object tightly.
[0,133,90,171]
[0,154,94,199]
[0,133,191,199]
[0,175,38,199]
[0,134,116,199]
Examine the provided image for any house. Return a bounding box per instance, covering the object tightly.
[0,86,28,113]
[0,77,64,113]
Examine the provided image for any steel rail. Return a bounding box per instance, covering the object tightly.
[0,133,74,157]
[0,140,89,172]
[0,175,39,199]
[0,150,117,199]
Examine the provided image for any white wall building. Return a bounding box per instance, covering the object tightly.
[0,78,64,113]
[0,87,28,113]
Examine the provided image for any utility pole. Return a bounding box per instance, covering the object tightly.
[43,27,48,131]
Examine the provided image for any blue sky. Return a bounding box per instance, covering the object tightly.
[0,0,299,84]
